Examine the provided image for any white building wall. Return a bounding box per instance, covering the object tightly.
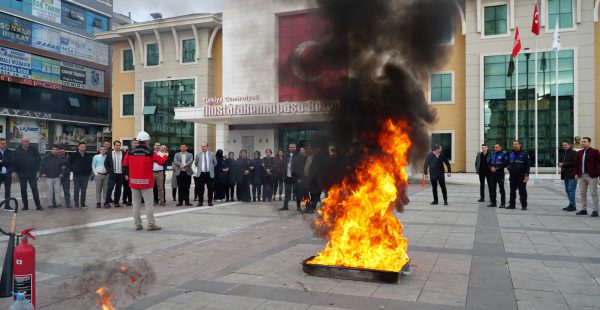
[227,129,275,155]
[465,0,595,172]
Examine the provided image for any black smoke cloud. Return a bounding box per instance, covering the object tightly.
[308,0,457,172]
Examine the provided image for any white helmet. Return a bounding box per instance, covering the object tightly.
[136,131,150,142]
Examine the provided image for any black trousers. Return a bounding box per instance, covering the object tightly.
[237,182,250,202]
[177,174,192,203]
[273,179,283,198]
[431,176,447,203]
[73,175,89,207]
[18,172,41,208]
[478,173,490,199]
[262,182,273,202]
[226,184,235,201]
[122,179,131,204]
[107,173,124,205]
[509,174,528,207]
[198,172,214,203]
[283,177,300,209]
[0,173,12,201]
[252,184,262,201]
[489,173,506,205]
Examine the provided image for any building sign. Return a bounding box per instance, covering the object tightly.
[0,47,31,79]
[60,61,85,88]
[84,68,103,92]
[31,24,60,53]
[8,118,49,147]
[31,55,61,84]
[202,101,340,117]
[0,14,32,46]
[60,32,92,62]
[55,123,99,148]
[0,74,62,90]
[203,95,261,104]
[93,41,109,66]
[32,0,62,24]
[61,2,85,29]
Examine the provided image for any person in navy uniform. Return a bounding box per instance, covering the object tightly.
[487,143,507,208]
[507,140,530,210]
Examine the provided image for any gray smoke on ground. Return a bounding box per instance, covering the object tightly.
[308,0,457,194]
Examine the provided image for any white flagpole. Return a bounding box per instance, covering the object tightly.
[555,46,559,175]
[535,37,539,176]
[515,56,519,140]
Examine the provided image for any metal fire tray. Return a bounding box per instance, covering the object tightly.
[302,257,411,284]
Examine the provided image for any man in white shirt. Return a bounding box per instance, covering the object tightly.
[105,141,125,208]
[194,142,217,206]
[152,142,167,206]
[92,146,109,208]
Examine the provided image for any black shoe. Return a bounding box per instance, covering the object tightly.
[226,199,230,202]
[21,206,29,211]
[126,203,132,206]
[208,202,213,207]
[65,205,72,209]
[36,206,44,211]
[81,204,89,209]
[444,201,448,206]
[96,203,101,208]
[565,206,576,212]
[104,203,111,208]
[278,207,289,211]
[176,202,183,206]
[563,206,571,210]
[197,203,203,207]
[506,205,516,209]
[577,210,588,215]
[499,204,506,208]
[487,204,497,208]
[521,207,527,210]
[430,201,438,205]
[115,204,122,208]
[185,202,193,206]
[279,197,283,201]
[592,211,598,217]
[4,206,13,211]
[193,197,198,201]
[478,198,485,202]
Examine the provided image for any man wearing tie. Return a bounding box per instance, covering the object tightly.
[105,141,125,208]
[194,142,217,206]
[279,142,302,211]
[0,138,14,210]
[173,144,194,206]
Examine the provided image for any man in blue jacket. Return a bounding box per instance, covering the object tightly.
[507,140,530,210]
[487,143,507,208]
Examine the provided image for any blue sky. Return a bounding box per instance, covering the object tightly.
[113,0,223,22]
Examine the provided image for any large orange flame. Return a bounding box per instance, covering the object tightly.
[95,287,116,310]
[308,119,411,272]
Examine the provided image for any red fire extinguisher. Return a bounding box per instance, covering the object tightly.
[13,228,35,308]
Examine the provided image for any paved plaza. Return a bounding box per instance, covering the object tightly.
[0,180,599,309]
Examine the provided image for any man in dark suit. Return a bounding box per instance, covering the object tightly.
[575,137,600,217]
[105,140,125,208]
[69,142,93,208]
[0,138,14,210]
[423,144,452,205]
[279,142,303,211]
[475,144,490,202]
[13,136,43,211]
[559,140,578,212]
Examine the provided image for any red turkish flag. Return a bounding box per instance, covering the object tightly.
[531,3,540,35]
[278,13,345,102]
[511,27,522,58]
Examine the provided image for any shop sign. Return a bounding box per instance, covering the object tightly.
[203,101,340,117]
[0,14,32,46]
[0,47,31,79]
[32,0,62,24]
[31,24,61,53]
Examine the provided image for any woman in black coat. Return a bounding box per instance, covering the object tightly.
[213,149,228,201]
[236,150,251,203]
[249,150,263,202]
[262,149,275,202]
[225,151,236,201]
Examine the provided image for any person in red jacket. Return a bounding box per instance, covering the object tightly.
[575,137,600,217]
[123,131,168,230]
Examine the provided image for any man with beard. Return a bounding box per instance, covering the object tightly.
[507,140,530,210]
[279,142,304,211]
[487,143,507,208]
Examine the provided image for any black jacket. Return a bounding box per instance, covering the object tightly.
[236,157,251,184]
[104,150,125,174]
[488,151,507,175]
[13,145,41,174]
[214,157,229,184]
[559,148,577,180]
[262,156,275,184]
[69,151,93,177]
[423,152,451,179]
[0,148,14,174]
[40,154,62,178]
[508,150,530,176]
[226,158,237,185]
[58,154,70,175]
[282,152,303,180]
[249,158,263,185]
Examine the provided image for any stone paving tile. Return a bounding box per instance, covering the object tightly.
[514,289,570,310]
[328,280,380,297]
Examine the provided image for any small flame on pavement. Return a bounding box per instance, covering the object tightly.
[95,287,116,310]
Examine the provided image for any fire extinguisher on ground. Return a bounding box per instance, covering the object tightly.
[13,228,36,308]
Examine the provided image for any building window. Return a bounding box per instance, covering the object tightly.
[122,49,134,71]
[143,79,195,151]
[146,43,159,66]
[430,73,453,103]
[433,13,454,44]
[484,5,508,36]
[122,94,134,116]
[431,132,453,162]
[483,50,574,167]
[242,136,254,154]
[182,39,196,63]
[548,0,573,29]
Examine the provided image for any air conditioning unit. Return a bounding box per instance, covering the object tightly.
[102,127,111,133]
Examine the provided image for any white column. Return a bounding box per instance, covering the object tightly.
[215,123,229,151]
